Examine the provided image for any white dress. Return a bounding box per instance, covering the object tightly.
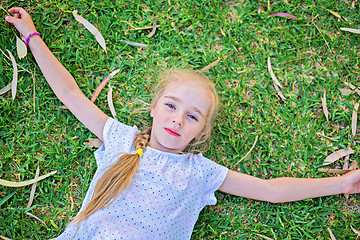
[55,118,228,240]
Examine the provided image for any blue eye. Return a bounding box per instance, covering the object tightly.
[188,115,198,121]
[166,103,175,109]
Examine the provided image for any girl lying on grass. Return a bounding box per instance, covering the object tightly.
[6,7,360,240]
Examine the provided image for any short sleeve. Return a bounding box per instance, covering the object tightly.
[198,155,228,207]
[94,118,139,169]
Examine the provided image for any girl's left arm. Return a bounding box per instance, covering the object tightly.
[218,169,360,203]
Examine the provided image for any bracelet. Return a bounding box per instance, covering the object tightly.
[24,32,41,47]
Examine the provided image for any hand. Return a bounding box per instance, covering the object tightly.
[342,169,360,194]
[5,7,37,40]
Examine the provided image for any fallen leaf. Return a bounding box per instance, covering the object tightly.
[26,166,40,208]
[323,148,354,165]
[273,83,286,100]
[351,226,360,236]
[16,36,27,59]
[24,211,48,227]
[352,103,359,137]
[321,90,329,121]
[6,49,17,100]
[91,69,120,103]
[326,9,341,19]
[72,10,106,52]
[349,160,359,170]
[236,135,258,165]
[267,57,282,88]
[84,138,103,148]
[0,236,12,240]
[119,40,148,47]
[107,87,116,118]
[318,169,351,174]
[0,82,11,95]
[340,27,360,34]
[220,1,235,10]
[269,12,297,20]
[344,82,360,97]
[0,171,57,187]
[255,233,274,240]
[58,105,68,110]
[200,58,221,72]
[338,88,353,96]
[147,18,157,38]
[327,228,336,240]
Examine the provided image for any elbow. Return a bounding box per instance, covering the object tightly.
[264,180,285,204]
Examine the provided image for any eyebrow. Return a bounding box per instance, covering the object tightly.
[164,95,205,118]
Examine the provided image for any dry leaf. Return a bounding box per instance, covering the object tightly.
[91,69,120,102]
[339,88,353,96]
[107,87,116,118]
[321,90,329,121]
[273,83,286,100]
[269,12,297,20]
[327,228,337,240]
[351,226,360,236]
[323,148,354,165]
[0,82,11,95]
[200,58,221,72]
[326,9,341,19]
[25,211,48,227]
[84,138,103,148]
[220,1,235,10]
[318,169,351,174]
[16,36,27,59]
[344,82,360,97]
[0,171,57,187]
[26,166,40,208]
[255,233,274,240]
[119,40,148,47]
[0,236,12,240]
[72,10,106,52]
[340,27,360,34]
[352,103,359,137]
[236,135,258,165]
[267,57,282,88]
[6,49,17,100]
[147,19,157,38]
[349,160,359,170]
[58,105,68,110]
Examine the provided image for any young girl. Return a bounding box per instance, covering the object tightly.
[6,7,360,239]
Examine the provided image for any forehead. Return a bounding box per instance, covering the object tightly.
[162,79,213,115]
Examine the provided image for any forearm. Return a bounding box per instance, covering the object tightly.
[28,35,81,100]
[267,176,344,203]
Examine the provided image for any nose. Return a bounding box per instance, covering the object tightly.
[172,113,183,126]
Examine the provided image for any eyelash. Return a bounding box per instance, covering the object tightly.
[165,103,198,121]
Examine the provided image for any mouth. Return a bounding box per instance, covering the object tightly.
[164,128,181,137]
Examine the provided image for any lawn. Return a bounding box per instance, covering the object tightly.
[0,0,359,239]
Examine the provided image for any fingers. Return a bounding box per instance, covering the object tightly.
[8,7,29,19]
[5,15,19,25]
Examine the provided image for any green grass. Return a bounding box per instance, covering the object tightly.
[1,0,359,239]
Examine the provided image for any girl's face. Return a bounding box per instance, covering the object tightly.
[149,79,212,153]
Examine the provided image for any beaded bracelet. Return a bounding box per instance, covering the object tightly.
[24,32,41,47]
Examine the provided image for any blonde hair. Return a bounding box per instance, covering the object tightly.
[72,69,219,226]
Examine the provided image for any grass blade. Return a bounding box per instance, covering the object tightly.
[340,27,360,34]
[26,166,40,208]
[0,192,16,208]
[327,228,337,240]
[267,57,283,88]
[0,82,11,95]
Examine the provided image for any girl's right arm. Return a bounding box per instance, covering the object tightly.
[6,7,109,141]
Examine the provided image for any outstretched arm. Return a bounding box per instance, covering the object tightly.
[218,169,360,203]
[6,7,108,140]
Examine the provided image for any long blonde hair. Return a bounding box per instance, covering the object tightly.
[72,69,219,225]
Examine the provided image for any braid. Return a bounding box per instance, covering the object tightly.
[71,127,151,226]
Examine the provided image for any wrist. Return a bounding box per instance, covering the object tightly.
[24,32,41,47]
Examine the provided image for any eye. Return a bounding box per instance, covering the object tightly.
[188,114,198,121]
[166,103,175,109]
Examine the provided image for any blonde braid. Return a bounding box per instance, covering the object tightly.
[71,127,152,225]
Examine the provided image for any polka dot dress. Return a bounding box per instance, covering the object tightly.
[55,118,228,240]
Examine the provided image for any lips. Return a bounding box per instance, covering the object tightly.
[164,128,181,137]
